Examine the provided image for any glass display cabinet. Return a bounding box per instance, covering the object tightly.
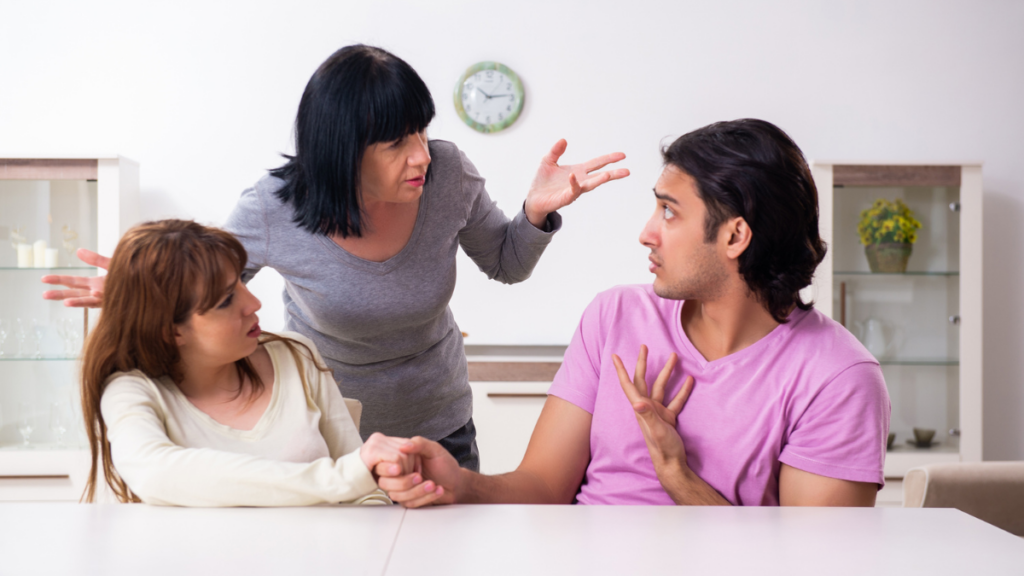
[0,157,138,501]
[809,163,983,478]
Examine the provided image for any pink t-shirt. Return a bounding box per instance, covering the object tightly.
[549,284,890,506]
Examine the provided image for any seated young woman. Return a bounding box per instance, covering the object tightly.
[81,219,423,506]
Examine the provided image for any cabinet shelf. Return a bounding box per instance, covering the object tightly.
[877,358,959,366]
[0,266,97,271]
[834,271,959,277]
[886,442,959,454]
[0,443,85,452]
[0,357,79,362]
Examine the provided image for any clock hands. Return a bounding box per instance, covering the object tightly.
[474,88,514,100]
[458,63,522,133]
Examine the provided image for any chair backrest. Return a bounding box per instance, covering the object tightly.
[904,462,1024,536]
[343,397,363,432]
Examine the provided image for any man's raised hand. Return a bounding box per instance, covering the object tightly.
[611,345,694,471]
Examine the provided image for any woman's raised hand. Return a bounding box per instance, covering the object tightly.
[523,139,629,228]
[41,248,110,308]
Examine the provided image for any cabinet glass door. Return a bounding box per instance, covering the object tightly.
[0,179,98,450]
[831,183,960,458]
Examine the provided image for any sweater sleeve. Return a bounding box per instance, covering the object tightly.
[222,179,272,284]
[455,148,562,284]
[101,374,381,507]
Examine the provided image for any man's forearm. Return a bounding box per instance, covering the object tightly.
[455,467,575,505]
[657,462,732,506]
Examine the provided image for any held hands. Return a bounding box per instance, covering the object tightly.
[41,248,109,308]
[373,436,460,508]
[612,345,695,475]
[523,139,630,228]
[360,432,422,481]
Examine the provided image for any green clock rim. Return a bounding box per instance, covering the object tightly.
[453,61,525,134]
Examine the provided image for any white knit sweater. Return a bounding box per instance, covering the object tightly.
[101,332,389,506]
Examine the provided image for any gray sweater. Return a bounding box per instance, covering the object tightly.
[223,140,560,440]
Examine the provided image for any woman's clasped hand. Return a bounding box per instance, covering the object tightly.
[360,433,422,481]
[372,436,459,506]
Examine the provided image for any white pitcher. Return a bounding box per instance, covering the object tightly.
[854,317,899,358]
[862,318,888,357]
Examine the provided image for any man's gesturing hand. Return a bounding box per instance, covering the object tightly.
[612,345,694,473]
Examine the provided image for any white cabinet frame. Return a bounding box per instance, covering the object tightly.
[809,162,982,476]
[0,156,138,501]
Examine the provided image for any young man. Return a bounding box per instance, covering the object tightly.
[379,119,890,507]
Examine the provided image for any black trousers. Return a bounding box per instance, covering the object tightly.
[436,417,480,472]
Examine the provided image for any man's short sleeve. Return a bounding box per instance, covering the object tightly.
[548,297,606,414]
[779,361,890,486]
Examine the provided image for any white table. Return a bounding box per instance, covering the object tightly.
[391,505,1024,575]
[2,504,1023,575]
[0,503,405,576]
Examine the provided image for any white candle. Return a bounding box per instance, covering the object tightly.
[45,248,59,268]
[17,243,33,268]
[33,240,47,268]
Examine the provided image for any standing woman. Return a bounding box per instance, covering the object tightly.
[44,45,629,471]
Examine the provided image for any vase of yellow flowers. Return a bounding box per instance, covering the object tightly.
[857,199,923,273]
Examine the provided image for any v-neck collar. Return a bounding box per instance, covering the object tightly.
[163,344,282,439]
[315,188,429,276]
[672,299,806,373]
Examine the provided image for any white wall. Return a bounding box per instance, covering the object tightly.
[2,0,1022,459]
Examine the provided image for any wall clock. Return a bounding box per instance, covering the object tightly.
[453,61,525,134]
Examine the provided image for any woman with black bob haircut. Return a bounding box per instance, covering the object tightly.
[41,44,630,473]
[661,118,827,322]
[269,45,436,238]
[228,45,629,471]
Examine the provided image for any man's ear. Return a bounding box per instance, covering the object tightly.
[723,217,752,260]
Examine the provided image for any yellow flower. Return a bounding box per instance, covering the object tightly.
[858,198,923,245]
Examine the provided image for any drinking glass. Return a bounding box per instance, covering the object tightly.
[55,319,70,357]
[18,402,34,447]
[63,318,81,357]
[31,319,45,359]
[69,397,86,447]
[0,318,9,358]
[50,401,69,447]
[14,319,27,358]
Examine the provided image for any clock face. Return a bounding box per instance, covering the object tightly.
[454,62,525,133]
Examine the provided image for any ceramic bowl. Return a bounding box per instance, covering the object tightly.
[912,427,936,447]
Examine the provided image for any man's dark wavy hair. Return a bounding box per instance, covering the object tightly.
[271,44,435,238]
[662,119,827,323]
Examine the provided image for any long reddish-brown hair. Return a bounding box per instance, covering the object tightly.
[80,219,325,503]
